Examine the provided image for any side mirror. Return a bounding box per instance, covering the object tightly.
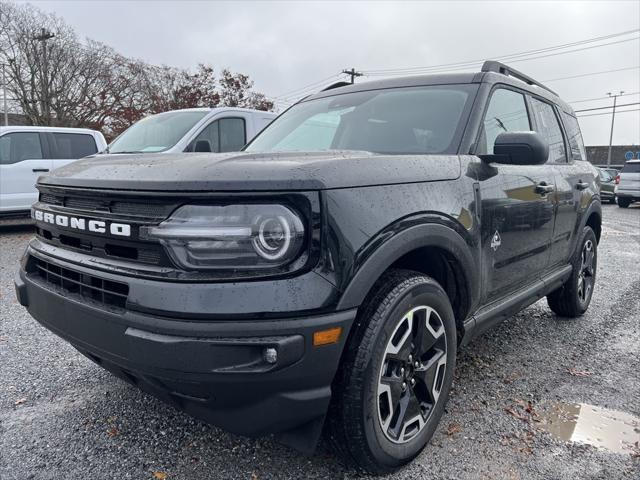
[485,131,549,166]
[194,140,212,152]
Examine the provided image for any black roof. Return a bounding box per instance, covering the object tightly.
[304,62,573,114]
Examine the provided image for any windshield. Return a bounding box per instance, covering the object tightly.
[246,85,476,155]
[108,110,208,153]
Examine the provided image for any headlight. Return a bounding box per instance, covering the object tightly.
[141,204,305,270]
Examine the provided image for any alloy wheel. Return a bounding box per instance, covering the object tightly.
[577,239,595,304]
[377,306,448,444]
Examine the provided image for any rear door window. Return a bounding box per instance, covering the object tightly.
[530,98,567,163]
[219,118,246,152]
[480,88,531,154]
[0,132,44,164]
[51,133,98,159]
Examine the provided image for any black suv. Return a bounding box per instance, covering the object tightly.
[15,61,601,473]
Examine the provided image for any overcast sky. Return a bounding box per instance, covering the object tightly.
[23,0,640,146]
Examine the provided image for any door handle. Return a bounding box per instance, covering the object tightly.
[32,168,49,173]
[576,181,589,190]
[535,182,555,195]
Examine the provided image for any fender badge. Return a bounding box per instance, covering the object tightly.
[491,230,502,251]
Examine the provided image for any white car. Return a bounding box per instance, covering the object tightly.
[0,126,107,214]
[615,160,640,208]
[105,107,276,155]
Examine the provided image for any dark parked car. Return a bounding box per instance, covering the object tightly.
[597,167,616,203]
[15,61,601,474]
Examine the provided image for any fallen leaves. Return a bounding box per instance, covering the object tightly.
[505,400,539,423]
[152,472,168,480]
[566,368,593,377]
[106,426,119,438]
[14,397,27,406]
[446,422,462,436]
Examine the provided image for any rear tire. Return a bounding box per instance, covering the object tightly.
[618,198,631,208]
[328,269,456,474]
[547,226,597,317]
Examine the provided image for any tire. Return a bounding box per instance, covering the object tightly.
[547,226,597,317]
[618,198,631,208]
[327,269,457,474]
[609,195,617,205]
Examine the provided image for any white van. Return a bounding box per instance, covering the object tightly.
[0,126,107,214]
[106,107,276,155]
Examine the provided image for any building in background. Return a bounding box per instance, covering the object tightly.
[586,145,640,168]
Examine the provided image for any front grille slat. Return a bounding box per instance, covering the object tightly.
[31,258,129,310]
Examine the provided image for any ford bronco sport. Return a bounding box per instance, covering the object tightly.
[15,61,601,473]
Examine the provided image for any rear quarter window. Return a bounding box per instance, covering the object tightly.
[561,112,586,161]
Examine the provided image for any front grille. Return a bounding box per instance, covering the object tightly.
[38,191,176,220]
[30,257,129,310]
[35,187,177,267]
[36,226,165,265]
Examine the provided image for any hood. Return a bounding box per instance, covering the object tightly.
[39,150,462,191]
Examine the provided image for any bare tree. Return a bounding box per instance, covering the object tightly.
[0,1,273,138]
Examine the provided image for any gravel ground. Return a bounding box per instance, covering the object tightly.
[1,204,639,480]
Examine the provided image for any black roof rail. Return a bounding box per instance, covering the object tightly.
[321,81,353,92]
[481,60,558,97]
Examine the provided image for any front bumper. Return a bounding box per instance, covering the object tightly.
[15,246,356,444]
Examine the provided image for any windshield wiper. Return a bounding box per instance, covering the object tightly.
[110,150,146,154]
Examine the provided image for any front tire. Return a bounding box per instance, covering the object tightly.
[328,270,456,474]
[547,226,597,317]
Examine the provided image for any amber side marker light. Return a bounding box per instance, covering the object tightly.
[313,327,343,347]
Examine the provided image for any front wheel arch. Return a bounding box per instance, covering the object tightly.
[336,223,479,321]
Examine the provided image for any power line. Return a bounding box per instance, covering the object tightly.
[361,29,639,76]
[568,91,640,104]
[364,36,639,77]
[574,101,640,113]
[543,66,639,82]
[577,108,640,118]
[269,29,640,108]
[271,74,341,101]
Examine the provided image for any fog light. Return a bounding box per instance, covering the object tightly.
[263,347,278,364]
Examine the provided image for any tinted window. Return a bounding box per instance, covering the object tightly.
[246,85,476,155]
[51,133,97,159]
[622,162,640,173]
[480,89,531,154]
[219,118,246,152]
[530,98,566,163]
[561,112,586,161]
[0,132,43,164]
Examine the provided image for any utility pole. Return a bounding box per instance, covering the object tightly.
[342,68,363,84]
[606,91,624,167]
[33,27,55,124]
[2,63,7,126]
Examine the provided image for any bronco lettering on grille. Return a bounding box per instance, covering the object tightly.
[32,209,131,237]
